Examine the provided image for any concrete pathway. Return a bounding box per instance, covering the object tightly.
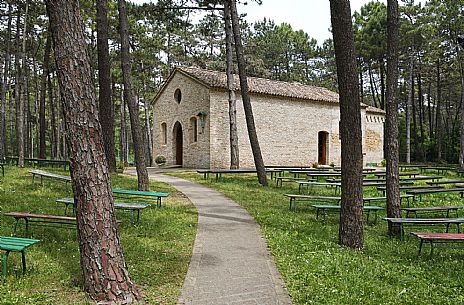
[148,172,292,305]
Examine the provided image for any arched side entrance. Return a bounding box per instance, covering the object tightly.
[173,121,183,166]
[318,131,329,165]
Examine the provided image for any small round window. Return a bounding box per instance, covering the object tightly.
[174,89,182,103]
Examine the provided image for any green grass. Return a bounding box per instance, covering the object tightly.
[170,170,464,305]
[0,166,197,305]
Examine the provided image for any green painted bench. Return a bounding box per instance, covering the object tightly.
[112,189,169,208]
[426,180,464,186]
[406,188,464,201]
[30,169,71,187]
[402,206,464,218]
[312,204,383,223]
[411,232,464,256]
[383,217,464,240]
[284,194,413,210]
[377,185,443,196]
[0,236,40,276]
[56,198,151,223]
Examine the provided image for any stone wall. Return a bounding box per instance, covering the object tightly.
[209,90,342,168]
[152,72,211,168]
[364,112,385,165]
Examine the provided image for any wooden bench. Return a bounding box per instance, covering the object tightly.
[312,204,383,223]
[406,188,464,201]
[112,189,169,208]
[420,167,454,175]
[383,217,464,240]
[275,176,307,187]
[400,176,443,182]
[30,170,71,187]
[402,206,464,218]
[56,198,151,223]
[411,232,464,256]
[377,185,443,196]
[197,168,280,182]
[0,236,40,276]
[297,181,341,194]
[399,164,426,171]
[426,180,464,186]
[284,194,413,210]
[4,212,77,234]
[374,172,419,178]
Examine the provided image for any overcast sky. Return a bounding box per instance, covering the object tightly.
[130,0,422,45]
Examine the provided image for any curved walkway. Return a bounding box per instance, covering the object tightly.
[150,173,292,305]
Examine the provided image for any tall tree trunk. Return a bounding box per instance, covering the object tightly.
[39,29,51,159]
[411,71,418,161]
[459,60,464,168]
[228,0,267,186]
[417,65,425,162]
[329,0,364,249]
[368,64,379,108]
[380,60,385,109]
[119,86,128,164]
[46,1,143,302]
[48,73,57,158]
[16,4,28,167]
[436,59,442,161]
[358,59,364,102]
[427,81,433,137]
[224,3,239,169]
[0,3,12,161]
[96,0,116,172]
[385,0,401,236]
[405,54,414,164]
[118,0,149,190]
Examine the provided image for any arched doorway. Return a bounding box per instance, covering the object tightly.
[173,122,183,166]
[318,131,329,165]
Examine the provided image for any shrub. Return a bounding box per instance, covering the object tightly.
[155,155,166,164]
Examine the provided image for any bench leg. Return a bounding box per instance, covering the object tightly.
[137,210,140,223]
[2,251,9,276]
[157,197,161,208]
[366,210,370,224]
[21,251,26,274]
[316,208,320,219]
[418,239,424,255]
[429,241,434,256]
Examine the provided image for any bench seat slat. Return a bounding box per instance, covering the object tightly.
[412,232,464,240]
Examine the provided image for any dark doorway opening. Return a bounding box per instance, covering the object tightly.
[173,122,183,166]
[318,131,329,165]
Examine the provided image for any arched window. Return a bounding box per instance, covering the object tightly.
[190,117,198,143]
[161,123,167,145]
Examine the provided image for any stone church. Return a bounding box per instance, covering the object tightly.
[152,66,385,169]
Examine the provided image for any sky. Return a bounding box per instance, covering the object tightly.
[130,0,417,45]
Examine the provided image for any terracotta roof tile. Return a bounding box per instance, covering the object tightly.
[175,66,385,114]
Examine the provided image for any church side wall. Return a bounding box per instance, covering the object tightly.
[209,90,342,168]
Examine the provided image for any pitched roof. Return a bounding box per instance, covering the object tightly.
[155,66,385,114]
[177,66,340,103]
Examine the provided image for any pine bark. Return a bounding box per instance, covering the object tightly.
[436,59,442,161]
[118,0,149,190]
[228,0,267,186]
[39,29,51,159]
[224,3,239,169]
[329,0,364,249]
[46,0,144,302]
[96,0,116,172]
[385,0,401,236]
[405,55,414,164]
[0,3,12,161]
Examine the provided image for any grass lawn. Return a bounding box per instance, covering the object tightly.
[0,166,197,305]
[170,170,464,305]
